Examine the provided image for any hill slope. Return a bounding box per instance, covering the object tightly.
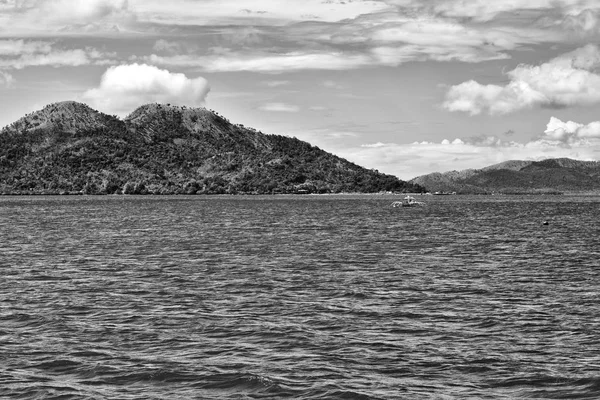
[0,101,423,195]
[410,158,600,194]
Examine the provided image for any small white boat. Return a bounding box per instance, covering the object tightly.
[392,196,425,208]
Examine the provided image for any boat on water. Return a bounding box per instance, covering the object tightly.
[391,196,426,207]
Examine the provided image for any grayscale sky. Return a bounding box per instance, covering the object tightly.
[1,0,600,179]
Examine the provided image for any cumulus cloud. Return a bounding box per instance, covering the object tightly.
[82,63,210,115]
[444,44,600,115]
[542,116,600,142]
[258,102,300,112]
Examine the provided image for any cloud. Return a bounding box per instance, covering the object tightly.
[263,80,290,87]
[0,0,552,73]
[0,39,51,55]
[82,63,210,115]
[443,44,600,115]
[1,49,111,69]
[35,0,128,20]
[542,116,600,142]
[0,70,13,87]
[152,39,184,54]
[294,116,600,179]
[258,102,300,112]
[0,39,114,69]
[138,11,561,72]
[323,80,344,89]
[562,8,600,33]
[429,0,559,21]
[131,4,568,74]
[0,0,132,34]
[336,135,600,179]
[2,0,386,35]
[144,42,513,73]
[144,51,372,72]
[368,17,555,63]
[395,0,600,29]
[127,0,389,25]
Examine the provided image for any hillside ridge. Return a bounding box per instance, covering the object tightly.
[410,158,600,194]
[0,101,423,195]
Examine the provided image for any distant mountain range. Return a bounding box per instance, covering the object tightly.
[410,158,600,194]
[0,101,423,195]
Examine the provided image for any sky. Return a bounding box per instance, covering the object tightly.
[2,0,600,179]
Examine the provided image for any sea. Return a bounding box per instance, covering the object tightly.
[1,194,599,399]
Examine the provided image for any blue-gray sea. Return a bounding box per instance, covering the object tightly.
[1,195,599,399]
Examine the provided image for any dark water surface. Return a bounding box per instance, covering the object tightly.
[1,195,600,399]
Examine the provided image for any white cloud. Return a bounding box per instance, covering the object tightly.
[430,0,559,21]
[362,142,388,148]
[390,0,600,28]
[82,63,210,115]
[369,17,553,63]
[543,116,600,142]
[0,70,13,87]
[128,0,389,25]
[144,51,372,72]
[258,102,300,112]
[295,115,600,179]
[323,80,344,89]
[144,42,512,73]
[337,135,600,179]
[0,0,132,34]
[263,80,290,87]
[0,39,114,69]
[152,39,183,54]
[40,0,129,22]
[138,11,561,72]
[444,44,600,115]
[0,49,110,69]
[0,39,51,55]
[0,0,569,73]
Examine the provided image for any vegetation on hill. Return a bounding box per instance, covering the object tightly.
[0,101,424,195]
[410,158,600,194]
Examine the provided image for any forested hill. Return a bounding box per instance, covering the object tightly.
[0,101,423,195]
[410,158,600,194]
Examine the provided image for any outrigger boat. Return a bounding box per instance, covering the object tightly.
[392,196,426,207]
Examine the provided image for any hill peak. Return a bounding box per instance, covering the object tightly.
[43,100,92,110]
[2,100,119,135]
[0,100,424,195]
[125,103,211,119]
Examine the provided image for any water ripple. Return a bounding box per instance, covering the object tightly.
[1,195,600,399]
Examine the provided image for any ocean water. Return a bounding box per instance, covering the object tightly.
[1,195,599,399]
